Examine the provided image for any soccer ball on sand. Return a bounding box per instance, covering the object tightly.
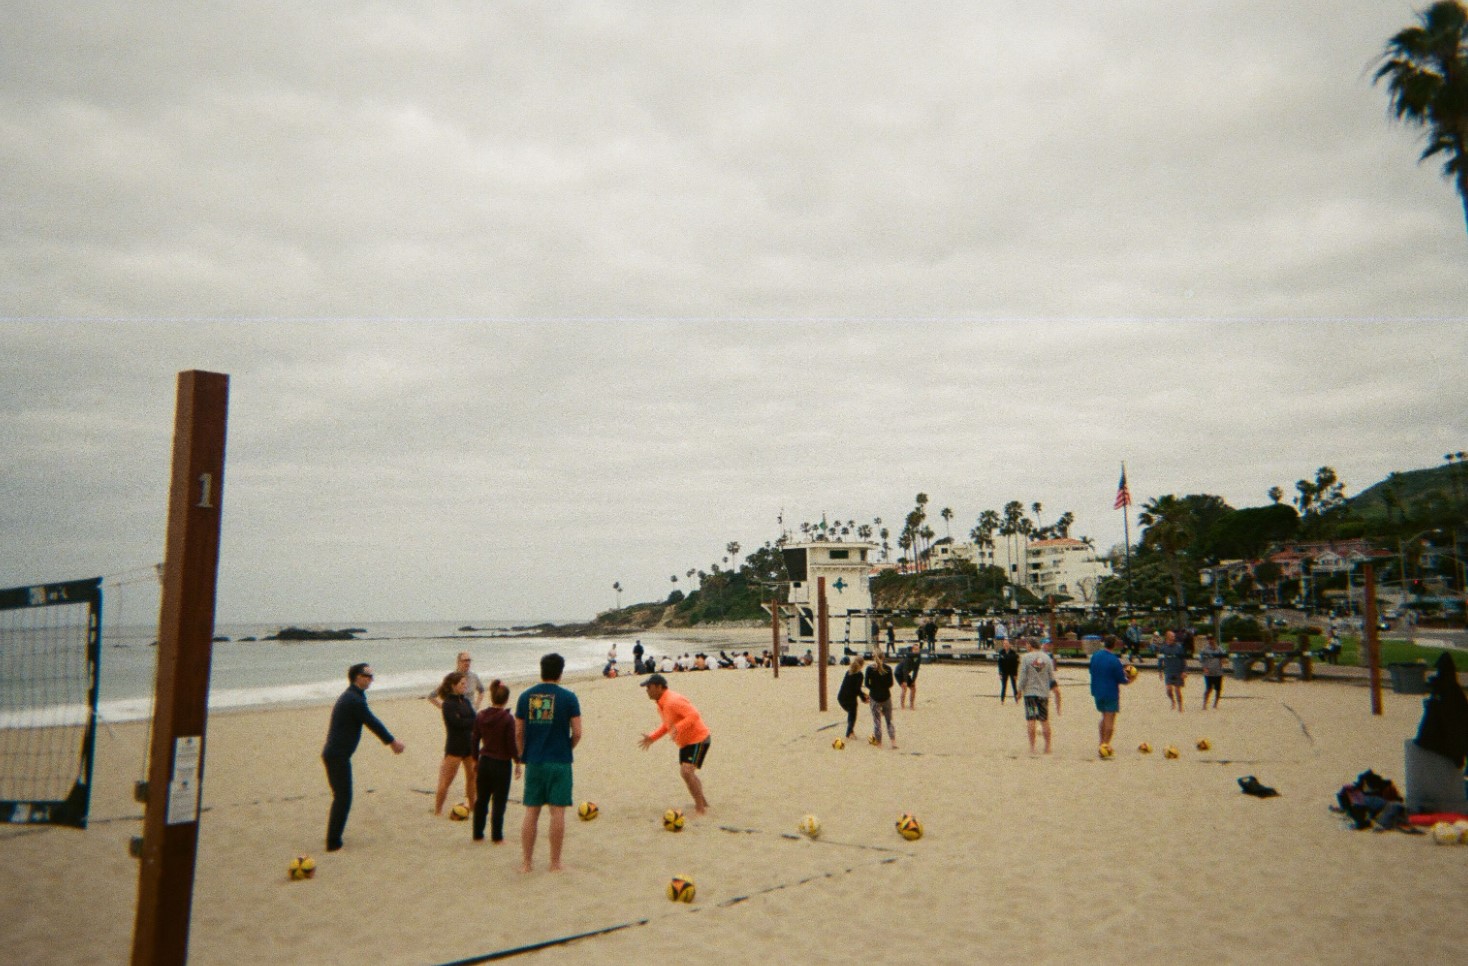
[287,855,316,881]
[577,801,599,821]
[798,814,822,839]
[1196,738,1212,751]
[832,738,846,750]
[896,812,923,841]
[1137,742,1153,754]
[667,875,696,902]
[449,803,470,821]
[1164,746,1180,759]
[1098,744,1114,759]
[663,808,686,832]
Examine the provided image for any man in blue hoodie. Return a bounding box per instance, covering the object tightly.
[1088,637,1133,749]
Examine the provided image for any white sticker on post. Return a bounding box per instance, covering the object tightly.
[166,736,202,825]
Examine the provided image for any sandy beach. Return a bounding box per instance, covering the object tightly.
[2,627,1464,966]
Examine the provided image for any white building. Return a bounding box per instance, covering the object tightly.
[930,536,1111,604]
[778,540,876,644]
[1024,538,1112,603]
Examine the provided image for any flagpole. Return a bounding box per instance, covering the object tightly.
[1117,463,1133,622]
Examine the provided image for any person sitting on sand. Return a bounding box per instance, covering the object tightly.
[693,654,709,671]
[659,654,675,673]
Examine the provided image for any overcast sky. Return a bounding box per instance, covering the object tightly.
[2,4,1465,623]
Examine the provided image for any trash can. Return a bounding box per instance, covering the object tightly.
[1230,654,1252,681]
[1387,662,1429,695]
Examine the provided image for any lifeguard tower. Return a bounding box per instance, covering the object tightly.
[776,540,876,645]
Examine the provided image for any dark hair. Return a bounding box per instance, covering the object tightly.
[348,662,370,683]
[489,679,511,706]
[540,652,565,681]
[438,670,466,700]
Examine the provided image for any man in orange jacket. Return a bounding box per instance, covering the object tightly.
[637,673,712,814]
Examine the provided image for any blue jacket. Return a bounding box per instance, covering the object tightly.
[1089,649,1129,702]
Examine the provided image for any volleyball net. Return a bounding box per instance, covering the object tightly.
[0,577,102,828]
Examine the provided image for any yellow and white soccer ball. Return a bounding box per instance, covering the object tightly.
[798,814,822,839]
[663,808,686,832]
[1196,738,1212,752]
[896,812,923,841]
[287,855,316,881]
[1164,746,1180,759]
[832,737,846,750]
[577,801,599,821]
[1098,744,1114,759]
[1124,664,1139,682]
[666,875,696,903]
[1431,822,1461,845]
[1137,742,1153,754]
[449,802,470,821]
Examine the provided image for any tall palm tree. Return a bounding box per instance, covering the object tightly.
[1375,1,1468,232]
[940,507,954,539]
[612,581,623,609]
[1138,495,1193,625]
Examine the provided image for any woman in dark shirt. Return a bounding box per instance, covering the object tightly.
[471,679,522,843]
[836,657,869,740]
[434,671,477,816]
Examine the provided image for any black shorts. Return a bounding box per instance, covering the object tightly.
[679,739,711,769]
[1204,675,1223,693]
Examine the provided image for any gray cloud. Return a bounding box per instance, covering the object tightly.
[1,5,1465,620]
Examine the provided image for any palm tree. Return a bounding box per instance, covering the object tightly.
[1138,495,1194,625]
[1267,485,1284,505]
[940,507,954,539]
[1375,1,1468,232]
[726,541,741,570]
[612,581,623,609]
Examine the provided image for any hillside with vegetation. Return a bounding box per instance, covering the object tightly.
[584,460,1465,633]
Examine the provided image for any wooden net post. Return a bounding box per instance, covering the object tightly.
[817,577,829,711]
[1364,563,1382,716]
[770,598,781,679]
[131,371,229,966]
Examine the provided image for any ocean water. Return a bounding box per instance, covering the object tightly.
[4,619,623,728]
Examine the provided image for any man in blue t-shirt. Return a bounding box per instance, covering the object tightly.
[1088,637,1133,749]
[515,652,582,872]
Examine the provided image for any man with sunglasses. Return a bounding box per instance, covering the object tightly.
[322,663,405,852]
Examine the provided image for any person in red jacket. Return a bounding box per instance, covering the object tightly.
[637,673,711,814]
[470,679,521,843]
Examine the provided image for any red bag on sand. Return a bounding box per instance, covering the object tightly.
[1407,812,1468,826]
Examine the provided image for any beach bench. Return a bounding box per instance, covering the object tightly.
[1226,641,1273,678]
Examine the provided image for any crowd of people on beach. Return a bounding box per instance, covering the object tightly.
[319,647,716,874]
[317,623,1262,874]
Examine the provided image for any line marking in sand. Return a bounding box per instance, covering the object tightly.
[431,918,651,965]
[1280,703,1315,744]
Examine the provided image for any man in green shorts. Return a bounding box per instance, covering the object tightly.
[515,653,582,872]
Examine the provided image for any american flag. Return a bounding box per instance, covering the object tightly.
[1113,467,1131,510]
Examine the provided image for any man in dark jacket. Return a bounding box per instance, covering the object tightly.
[322,663,405,851]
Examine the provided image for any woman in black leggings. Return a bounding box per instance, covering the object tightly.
[836,657,868,739]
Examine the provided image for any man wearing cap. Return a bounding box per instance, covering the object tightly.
[321,663,405,852]
[637,673,712,815]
